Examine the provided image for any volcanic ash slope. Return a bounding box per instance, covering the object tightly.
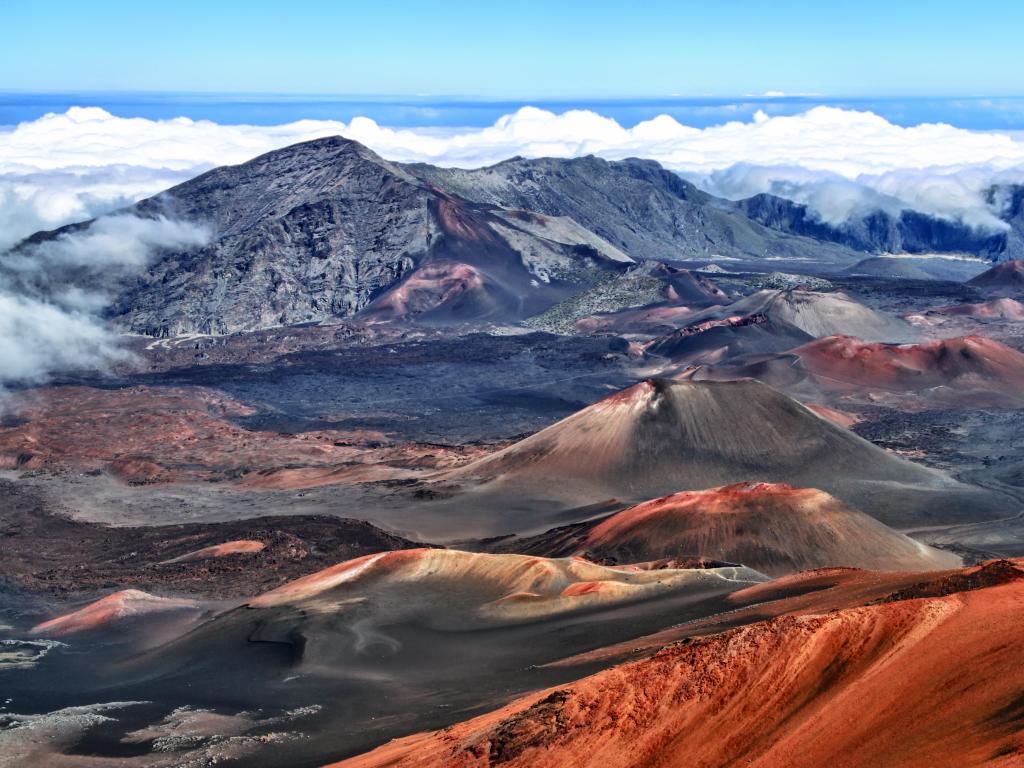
[678,288,916,342]
[969,258,1024,294]
[31,589,202,638]
[245,548,764,629]
[442,378,1008,530]
[143,549,765,676]
[690,334,1024,408]
[570,482,960,577]
[334,561,1024,768]
[31,552,760,643]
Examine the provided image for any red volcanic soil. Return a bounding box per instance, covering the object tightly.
[334,564,1024,768]
[435,197,504,245]
[248,550,391,607]
[361,260,513,321]
[161,540,266,563]
[804,403,860,428]
[573,482,958,576]
[791,334,1024,404]
[31,589,198,636]
[931,297,1024,320]
[0,385,481,486]
[541,560,1024,669]
[441,377,996,530]
[968,258,1024,293]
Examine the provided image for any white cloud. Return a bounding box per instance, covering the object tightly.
[0,106,348,249]
[0,292,127,392]
[8,213,210,274]
[4,213,211,313]
[758,90,822,98]
[4,105,1024,247]
[0,166,199,251]
[0,214,210,390]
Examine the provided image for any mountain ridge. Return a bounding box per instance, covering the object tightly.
[13,135,1023,336]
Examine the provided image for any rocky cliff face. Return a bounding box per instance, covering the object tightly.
[101,138,632,335]
[408,155,860,263]
[738,190,1024,260]
[117,138,436,334]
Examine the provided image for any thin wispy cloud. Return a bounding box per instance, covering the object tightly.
[0,292,127,393]
[0,214,211,392]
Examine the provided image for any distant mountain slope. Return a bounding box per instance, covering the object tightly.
[843,255,992,281]
[408,155,861,263]
[415,160,1024,263]
[16,139,1024,337]
[988,183,1024,256]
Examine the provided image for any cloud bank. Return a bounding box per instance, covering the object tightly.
[5,105,1024,251]
[2,103,1024,389]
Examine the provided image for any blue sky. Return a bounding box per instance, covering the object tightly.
[4,0,1024,99]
